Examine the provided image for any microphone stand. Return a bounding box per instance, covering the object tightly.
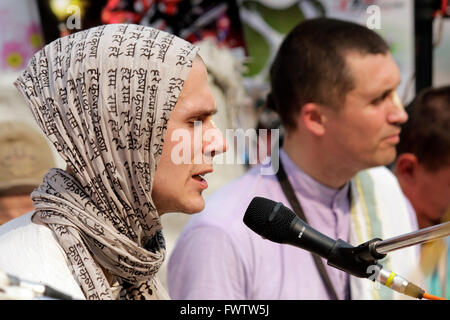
[373,221,450,255]
[324,221,449,299]
[347,221,450,264]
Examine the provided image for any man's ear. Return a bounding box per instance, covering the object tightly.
[298,103,326,136]
[395,153,419,183]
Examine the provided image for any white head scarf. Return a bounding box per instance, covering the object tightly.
[14,24,198,300]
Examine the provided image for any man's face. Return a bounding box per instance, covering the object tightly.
[413,163,450,226]
[152,58,227,215]
[322,53,408,171]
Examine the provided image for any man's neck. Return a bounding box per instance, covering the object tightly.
[395,175,435,230]
[282,133,358,189]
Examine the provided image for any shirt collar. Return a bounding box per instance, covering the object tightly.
[279,148,350,208]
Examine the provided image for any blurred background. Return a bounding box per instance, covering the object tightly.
[0,0,449,291]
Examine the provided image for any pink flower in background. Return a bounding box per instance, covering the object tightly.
[27,22,44,51]
[1,41,28,70]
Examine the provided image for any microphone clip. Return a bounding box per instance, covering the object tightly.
[327,238,386,279]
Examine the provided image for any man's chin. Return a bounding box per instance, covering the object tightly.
[156,197,205,215]
[182,198,205,214]
[370,149,397,168]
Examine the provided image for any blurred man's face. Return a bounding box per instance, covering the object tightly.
[152,57,227,215]
[322,53,408,172]
[413,163,450,228]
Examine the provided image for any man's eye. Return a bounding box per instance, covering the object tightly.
[371,97,383,105]
[371,92,389,105]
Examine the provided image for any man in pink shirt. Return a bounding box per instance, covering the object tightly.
[168,18,419,300]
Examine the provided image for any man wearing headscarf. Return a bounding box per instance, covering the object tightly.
[0,23,226,300]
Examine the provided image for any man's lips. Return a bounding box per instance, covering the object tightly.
[191,168,213,189]
[192,168,213,178]
[384,132,400,144]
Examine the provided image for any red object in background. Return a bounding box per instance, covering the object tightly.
[442,0,449,13]
[158,0,182,15]
[102,0,152,24]
[441,0,450,16]
[432,0,450,17]
[100,0,246,52]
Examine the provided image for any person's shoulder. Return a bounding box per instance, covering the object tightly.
[360,165,401,188]
[364,165,396,179]
[0,212,48,241]
[361,166,415,229]
[356,166,407,207]
[0,212,84,299]
[0,211,62,270]
[0,212,61,247]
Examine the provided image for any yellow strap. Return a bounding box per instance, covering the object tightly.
[385,272,396,288]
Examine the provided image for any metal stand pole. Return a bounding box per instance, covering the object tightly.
[374,221,450,254]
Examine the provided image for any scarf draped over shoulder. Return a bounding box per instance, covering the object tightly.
[14,24,199,300]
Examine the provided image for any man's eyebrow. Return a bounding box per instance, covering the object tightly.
[188,108,218,118]
[374,80,401,100]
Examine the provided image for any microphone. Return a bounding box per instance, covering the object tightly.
[243,197,425,299]
[0,269,75,300]
[244,196,336,259]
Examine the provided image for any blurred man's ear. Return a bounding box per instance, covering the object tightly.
[395,153,419,183]
[299,103,326,136]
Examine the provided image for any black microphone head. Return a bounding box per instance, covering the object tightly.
[243,197,296,243]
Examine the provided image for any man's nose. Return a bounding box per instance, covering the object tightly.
[203,122,228,158]
[387,91,408,125]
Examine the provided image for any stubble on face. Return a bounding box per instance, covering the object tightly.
[325,52,405,171]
